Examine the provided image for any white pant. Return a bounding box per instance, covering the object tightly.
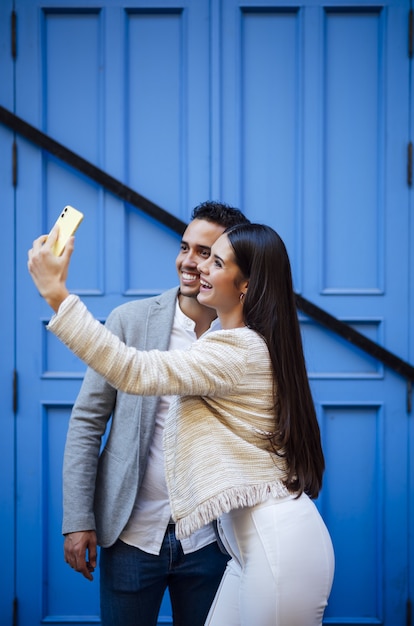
[206,494,334,626]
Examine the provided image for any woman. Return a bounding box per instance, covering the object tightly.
[28,222,334,625]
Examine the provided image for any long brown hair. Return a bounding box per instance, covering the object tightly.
[226,223,324,498]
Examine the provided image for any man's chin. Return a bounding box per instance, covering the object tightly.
[179,286,200,298]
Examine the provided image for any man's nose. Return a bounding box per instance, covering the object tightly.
[187,247,204,263]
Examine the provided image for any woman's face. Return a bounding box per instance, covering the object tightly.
[197,233,248,324]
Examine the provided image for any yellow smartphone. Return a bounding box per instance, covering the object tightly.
[49,205,84,256]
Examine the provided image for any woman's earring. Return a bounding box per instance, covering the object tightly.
[240,293,245,302]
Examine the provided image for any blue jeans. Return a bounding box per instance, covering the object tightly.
[100,524,229,626]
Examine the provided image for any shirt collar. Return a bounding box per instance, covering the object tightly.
[175,299,221,333]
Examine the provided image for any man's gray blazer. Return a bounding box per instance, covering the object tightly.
[62,287,178,547]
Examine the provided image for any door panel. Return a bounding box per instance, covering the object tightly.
[1,0,411,624]
[13,1,209,623]
[0,3,15,624]
[410,74,414,626]
[219,2,410,624]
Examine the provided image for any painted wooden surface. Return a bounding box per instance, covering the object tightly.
[0,1,412,624]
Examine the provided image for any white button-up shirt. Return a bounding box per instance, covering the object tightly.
[120,300,221,554]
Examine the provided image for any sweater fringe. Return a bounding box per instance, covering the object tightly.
[174,481,291,539]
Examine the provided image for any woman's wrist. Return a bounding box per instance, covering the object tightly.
[44,286,70,312]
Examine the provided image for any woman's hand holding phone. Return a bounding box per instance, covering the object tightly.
[27,205,83,311]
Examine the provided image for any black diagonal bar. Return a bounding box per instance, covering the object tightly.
[296,294,414,381]
[0,105,187,234]
[2,104,414,382]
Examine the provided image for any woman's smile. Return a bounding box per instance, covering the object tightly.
[199,277,212,291]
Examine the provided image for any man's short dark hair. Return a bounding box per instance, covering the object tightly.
[191,201,250,229]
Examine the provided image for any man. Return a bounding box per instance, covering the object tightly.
[62,201,250,625]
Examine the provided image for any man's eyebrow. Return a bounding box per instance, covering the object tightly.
[182,241,211,250]
[180,240,211,252]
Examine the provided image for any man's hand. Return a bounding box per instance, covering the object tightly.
[64,530,98,581]
[27,226,73,311]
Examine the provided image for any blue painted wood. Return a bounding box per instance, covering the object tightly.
[1,0,411,624]
[0,4,15,624]
[219,4,410,624]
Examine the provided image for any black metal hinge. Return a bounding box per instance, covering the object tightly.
[11,10,17,59]
[12,140,17,187]
[409,12,413,191]
[13,596,18,626]
[13,370,18,414]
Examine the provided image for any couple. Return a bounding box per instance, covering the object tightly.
[28,202,334,625]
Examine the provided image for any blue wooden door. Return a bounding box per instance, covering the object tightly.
[0,0,412,624]
[218,2,413,623]
[0,1,17,623]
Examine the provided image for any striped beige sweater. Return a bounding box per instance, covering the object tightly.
[48,295,291,538]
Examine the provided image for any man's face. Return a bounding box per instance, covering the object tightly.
[175,219,226,298]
